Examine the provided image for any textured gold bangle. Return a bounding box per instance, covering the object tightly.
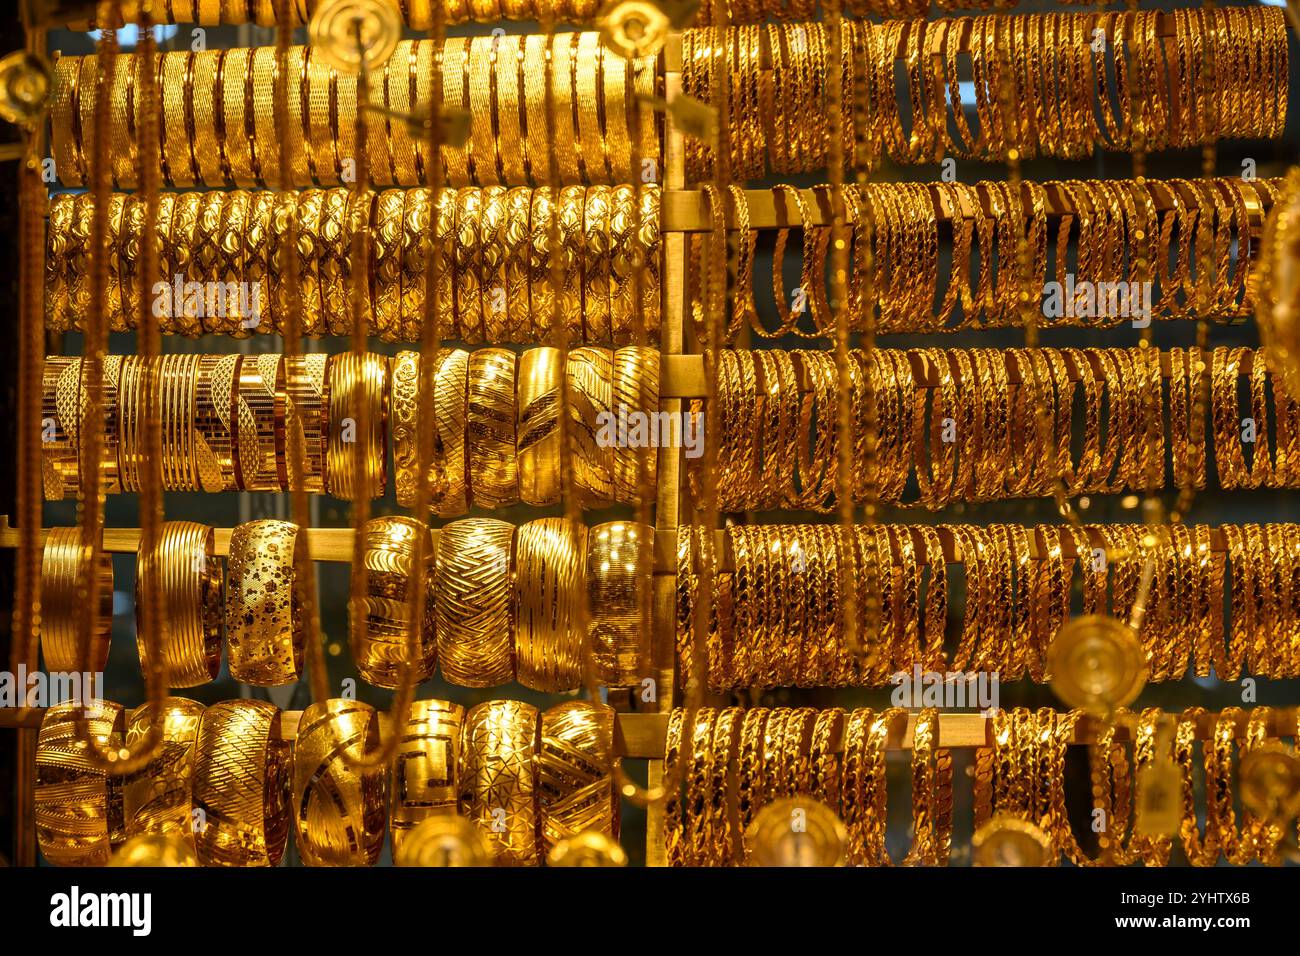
[114,194,140,333]
[390,699,464,859]
[160,366,198,494]
[189,191,226,333]
[355,515,437,689]
[324,353,389,499]
[567,346,614,505]
[495,36,527,186]
[557,184,587,342]
[612,345,659,504]
[608,184,634,343]
[234,352,285,492]
[390,349,468,515]
[637,185,661,339]
[356,60,387,189]
[242,191,276,336]
[460,700,539,866]
[516,346,563,506]
[479,186,509,342]
[318,188,352,338]
[574,31,605,183]
[305,45,337,185]
[432,187,459,338]
[191,51,225,186]
[283,352,328,495]
[386,41,419,187]
[41,356,82,501]
[100,195,126,333]
[467,347,519,508]
[213,190,250,335]
[65,192,93,332]
[441,37,472,186]
[293,189,327,336]
[283,45,312,188]
[434,517,515,687]
[136,521,223,688]
[528,187,557,341]
[398,188,430,342]
[551,33,581,186]
[515,517,586,692]
[220,47,255,187]
[40,526,113,674]
[468,35,499,187]
[587,520,651,686]
[51,55,83,187]
[36,701,125,866]
[601,43,632,183]
[454,187,485,342]
[75,52,99,187]
[46,196,74,334]
[522,34,550,187]
[249,46,279,187]
[538,701,619,854]
[503,186,534,342]
[583,185,612,343]
[225,519,307,686]
[121,697,205,843]
[165,192,202,337]
[192,699,292,867]
[108,52,136,189]
[292,699,386,867]
[371,190,405,342]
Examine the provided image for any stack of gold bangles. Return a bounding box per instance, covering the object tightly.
[703,347,1299,511]
[664,706,1297,867]
[698,177,1276,341]
[47,186,661,342]
[72,0,613,27]
[50,35,657,190]
[36,696,619,868]
[677,522,1300,689]
[682,10,1287,177]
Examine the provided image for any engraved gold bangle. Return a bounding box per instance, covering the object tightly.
[390,699,464,859]
[386,41,419,187]
[225,519,307,687]
[36,701,126,866]
[575,32,606,183]
[601,43,632,183]
[373,189,406,341]
[454,187,485,342]
[121,697,205,843]
[538,700,619,854]
[608,184,635,343]
[398,188,431,342]
[551,34,580,186]
[391,348,471,516]
[103,194,127,333]
[467,347,519,508]
[249,46,280,187]
[557,184,587,342]
[232,352,285,492]
[528,187,557,341]
[40,526,113,675]
[190,50,225,186]
[305,45,337,185]
[135,521,223,688]
[516,346,563,506]
[219,47,255,187]
[494,37,527,186]
[567,346,614,505]
[583,185,612,343]
[467,35,499,187]
[318,188,353,338]
[612,345,659,504]
[434,517,516,687]
[51,55,84,187]
[587,520,651,686]
[192,699,292,867]
[164,192,203,337]
[240,191,276,336]
[355,515,437,689]
[292,699,386,867]
[503,186,534,342]
[283,45,312,188]
[41,356,82,501]
[283,352,328,495]
[522,34,550,187]
[46,196,74,334]
[460,700,539,866]
[479,186,509,342]
[324,352,389,499]
[441,37,472,186]
[432,187,458,338]
[515,517,586,692]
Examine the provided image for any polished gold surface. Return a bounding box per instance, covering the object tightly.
[515,519,586,692]
[135,522,222,688]
[390,700,464,859]
[354,515,436,689]
[225,520,307,687]
[121,698,205,844]
[39,526,112,675]
[460,700,539,866]
[538,701,619,853]
[434,518,515,688]
[36,701,125,867]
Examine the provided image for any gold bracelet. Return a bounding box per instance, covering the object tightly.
[608,184,635,344]
[318,188,352,338]
[479,185,509,342]
[219,47,255,187]
[283,45,312,188]
[567,346,614,505]
[611,345,659,504]
[135,521,222,688]
[434,517,515,687]
[398,188,431,343]
[467,35,499,186]
[441,37,472,186]
[108,52,136,189]
[192,699,292,867]
[371,189,405,342]
[46,196,74,334]
[494,36,527,187]
[249,46,279,187]
[283,352,328,495]
[391,348,470,516]
[190,51,225,186]
[583,185,612,343]
[121,697,206,846]
[574,32,605,182]
[36,701,125,866]
[528,187,557,341]
[601,42,632,183]
[386,41,419,187]
[51,55,84,187]
[467,347,519,508]
[390,699,464,860]
[587,520,651,686]
[432,187,458,337]
[114,194,141,333]
[355,515,437,689]
[41,356,82,501]
[549,34,582,185]
[503,186,534,342]
[515,518,586,692]
[225,519,307,686]
[324,353,389,499]
[292,699,386,866]
[557,184,586,343]
[460,700,539,865]
[232,352,284,491]
[164,192,202,337]
[522,34,550,187]
[41,527,113,675]
[538,700,619,855]
[305,45,337,185]
[241,191,276,336]
[516,346,563,506]
[454,187,485,342]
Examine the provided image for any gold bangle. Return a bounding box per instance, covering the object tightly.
[192,699,292,867]
[515,518,586,692]
[190,51,225,186]
[587,520,651,686]
[46,196,74,334]
[467,347,519,508]
[390,348,470,516]
[398,188,430,343]
[454,187,485,342]
[574,31,605,183]
[608,184,635,344]
[528,187,557,341]
[516,346,563,506]
[479,185,509,342]
[583,185,612,343]
[293,189,327,336]
[538,700,619,854]
[494,36,527,186]
[467,35,499,186]
[305,45,337,185]
[164,192,202,337]
[324,353,389,499]
[234,352,285,492]
[434,517,515,687]
[503,186,534,342]
[136,521,222,688]
[567,346,614,505]
[522,34,551,187]
[64,192,93,332]
[460,700,539,866]
[432,187,458,337]
[284,45,312,188]
[318,188,353,338]
[51,54,83,187]
[220,47,255,187]
[161,356,198,492]
[249,46,279,187]
[356,60,386,189]
[114,194,140,333]
[557,184,586,343]
[441,37,472,186]
[225,519,307,686]
[386,40,419,187]
[390,699,464,859]
[122,697,205,843]
[108,52,136,189]
[611,345,659,504]
[36,701,126,866]
[601,42,632,183]
[159,51,195,188]
[551,33,581,186]
[41,356,82,501]
[188,191,226,333]
[242,191,277,336]
[283,352,328,495]
[373,189,405,341]
[292,699,386,866]
[40,526,112,675]
[215,190,251,335]
[355,515,437,689]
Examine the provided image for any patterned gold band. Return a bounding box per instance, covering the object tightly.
[460,700,539,865]
[136,521,223,688]
[434,518,515,688]
[354,515,437,689]
[515,518,586,692]
[538,700,619,853]
[225,519,306,686]
[41,526,113,675]
[122,697,205,844]
[36,701,125,866]
[390,699,464,859]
